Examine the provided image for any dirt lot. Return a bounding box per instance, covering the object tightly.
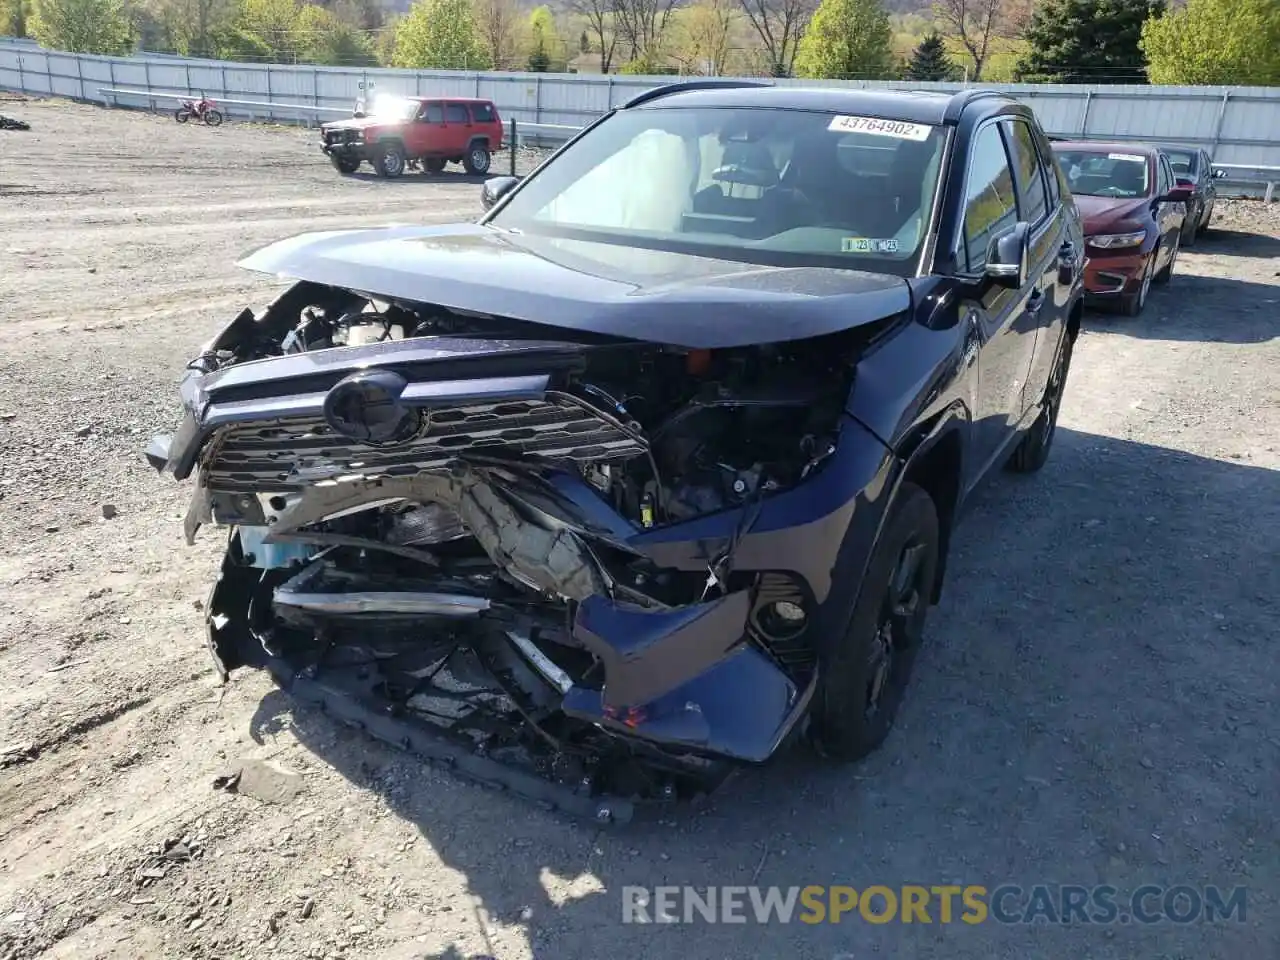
[1,97,1278,960]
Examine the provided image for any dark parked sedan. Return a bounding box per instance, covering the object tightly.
[147,82,1083,821]
[1052,140,1188,317]
[1162,144,1225,245]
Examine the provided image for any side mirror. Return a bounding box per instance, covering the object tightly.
[985,222,1030,289]
[481,175,520,211]
[1164,185,1192,203]
[1213,168,1228,179]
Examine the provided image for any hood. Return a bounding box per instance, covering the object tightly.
[237,224,912,350]
[321,116,390,133]
[1073,195,1151,235]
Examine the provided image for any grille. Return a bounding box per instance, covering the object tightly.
[203,396,646,493]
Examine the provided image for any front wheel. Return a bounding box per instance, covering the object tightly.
[463,145,491,175]
[374,143,406,178]
[203,109,223,127]
[810,482,939,762]
[1154,235,1179,284]
[330,154,360,175]
[1119,254,1154,317]
[174,109,191,124]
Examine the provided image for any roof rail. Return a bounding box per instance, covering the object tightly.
[942,88,1009,123]
[621,79,773,110]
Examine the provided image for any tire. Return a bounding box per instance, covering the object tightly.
[463,144,491,175]
[330,154,360,175]
[1154,235,1179,285]
[1006,329,1074,474]
[203,109,223,127]
[423,157,447,174]
[374,143,407,179]
[810,482,939,762]
[175,109,191,124]
[1119,254,1154,317]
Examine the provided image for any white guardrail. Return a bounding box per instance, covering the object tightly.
[1211,163,1279,203]
[98,85,1277,198]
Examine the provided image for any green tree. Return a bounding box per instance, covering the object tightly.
[904,31,957,80]
[794,0,893,80]
[234,0,301,61]
[1015,0,1162,83]
[29,0,134,53]
[295,4,376,65]
[525,5,563,71]
[1141,0,1280,86]
[392,0,489,68]
[1,0,32,36]
[211,22,272,59]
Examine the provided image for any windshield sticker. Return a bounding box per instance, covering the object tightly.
[1108,153,1146,163]
[828,115,931,141]
[842,237,900,254]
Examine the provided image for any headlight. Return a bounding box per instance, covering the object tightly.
[1089,231,1146,249]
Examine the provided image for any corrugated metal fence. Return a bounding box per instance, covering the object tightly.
[2,38,1279,166]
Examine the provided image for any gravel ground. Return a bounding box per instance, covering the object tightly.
[1,98,1278,960]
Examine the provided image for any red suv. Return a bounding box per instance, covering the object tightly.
[321,97,504,179]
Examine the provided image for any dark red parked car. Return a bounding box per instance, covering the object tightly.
[1051,140,1188,316]
[1162,144,1225,246]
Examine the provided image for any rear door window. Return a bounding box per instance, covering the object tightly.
[445,103,469,123]
[1002,120,1049,225]
[422,102,444,123]
[472,102,495,123]
[961,123,1020,273]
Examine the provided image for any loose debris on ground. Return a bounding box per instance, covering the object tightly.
[0,99,1276,960]
[0,114,30,132]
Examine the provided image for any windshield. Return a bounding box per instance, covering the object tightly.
[1054,149,1151,198]
[370,96,418,121]
[489,106,948,275]
[1164,150,1197,177]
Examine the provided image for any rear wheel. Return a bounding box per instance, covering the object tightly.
[1006,330,1073,474]
[330,154,360,174]
[374,143,406,178]
[810,482,939,762]
[463,144,491,175]
[203,109,223,127]
[174,109,191,124]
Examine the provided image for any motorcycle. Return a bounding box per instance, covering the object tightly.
[174,97,224,127]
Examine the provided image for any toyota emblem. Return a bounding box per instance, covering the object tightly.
[322,370,422,445]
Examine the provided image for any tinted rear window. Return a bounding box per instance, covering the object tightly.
[445,104,468,123]
[472,103,495,122]
[1165,150,1197,176]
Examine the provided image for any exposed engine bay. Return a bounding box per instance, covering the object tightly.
[153,279,895,821]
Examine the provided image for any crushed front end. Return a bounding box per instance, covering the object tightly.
[149,279,894,821]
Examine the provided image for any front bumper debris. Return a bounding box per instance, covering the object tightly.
[157,288,895,814]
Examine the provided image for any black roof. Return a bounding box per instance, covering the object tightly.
[626,83,1015,125]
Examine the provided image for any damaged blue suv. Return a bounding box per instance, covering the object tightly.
[147,81,1084,822]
